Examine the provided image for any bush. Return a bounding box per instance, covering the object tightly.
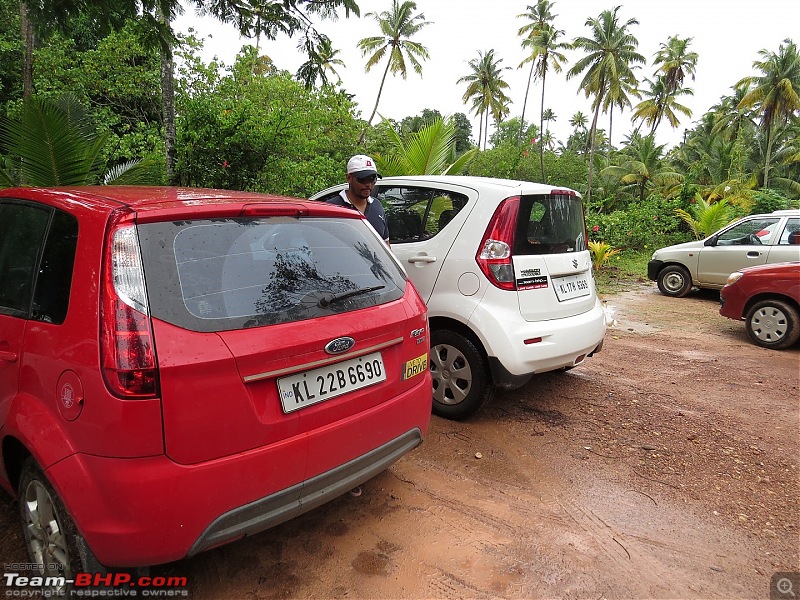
[586,194,688,252]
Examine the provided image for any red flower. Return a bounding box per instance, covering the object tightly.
[222,160,229,168]
[522,151,529,157]
[592,225,600,232]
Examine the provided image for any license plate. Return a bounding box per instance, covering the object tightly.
[278,352,386,413]
[553,273,591,301]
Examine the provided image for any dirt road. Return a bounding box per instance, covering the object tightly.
[2,284,798,598]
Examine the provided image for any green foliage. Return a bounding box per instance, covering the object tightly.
[0,94,157,186]
[675,197,736,239]
[174,48,361,197]
[374,116,477,176]
[750,188,799,213]
[588,240,621,270]
[586,194,687,251]
[593,249,650,295]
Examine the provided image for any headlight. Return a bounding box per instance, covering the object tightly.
[726,271,744,285]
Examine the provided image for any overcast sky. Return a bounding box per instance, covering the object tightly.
[174,0,798,151]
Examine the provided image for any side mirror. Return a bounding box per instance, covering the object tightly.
[704,235,718,247]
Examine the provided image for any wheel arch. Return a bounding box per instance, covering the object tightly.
[742,292,800,320]
[1,435,33,495]
[428,316,489,363]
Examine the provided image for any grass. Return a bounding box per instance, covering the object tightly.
[593,250,651,295]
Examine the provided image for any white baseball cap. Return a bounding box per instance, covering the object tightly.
[347,154,380,178]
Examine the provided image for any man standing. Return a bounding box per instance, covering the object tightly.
[327,155,389,243]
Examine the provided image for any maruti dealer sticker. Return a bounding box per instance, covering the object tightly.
[402,354,428,380]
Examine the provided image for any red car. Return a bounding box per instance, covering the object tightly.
[719,261,800,349]
[0,187,431,576]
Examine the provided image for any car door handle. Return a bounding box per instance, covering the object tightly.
[408,255,436,264]
[0,350,18,363]
[746,251,761,258]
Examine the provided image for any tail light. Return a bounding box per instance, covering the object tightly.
[100,214,158,398]
[476,196,520,291]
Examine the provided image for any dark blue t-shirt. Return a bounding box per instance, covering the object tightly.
[328,190,389,241]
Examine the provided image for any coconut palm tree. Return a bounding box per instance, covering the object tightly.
[653,35,698,97]
[632,75,693,137]
[736,38,800,188]
[357,0,431,142]
[600,133,683,201]
[516,0,556,145]
[567,6,645,203]
[458,49,512,150]
[522,24,569,179]
[296,35,346,88]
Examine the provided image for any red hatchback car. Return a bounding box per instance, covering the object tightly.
[719,261,800,350]
[0,187,431,575]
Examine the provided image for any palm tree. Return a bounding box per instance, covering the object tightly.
[632,75,693,136]
[516,0,556,144]
[600,133,683,201]
[522,24,569,179]
[458,49,512,150]
[736,38,800,188]
[653,35,698,97]
[296,36,345,88]
[357,0,431,142]
[374,116,478,176]
[570,111,588,132]
[0,94,156,187]
[567,6,645,203]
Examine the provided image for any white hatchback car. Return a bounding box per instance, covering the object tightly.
[648,209,800,297]
[312,176,606,420]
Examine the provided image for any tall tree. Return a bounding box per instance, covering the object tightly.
[632,75,693,136]
[653,35,698,98]
[737,38,800,188]
[357,0,431,143]
[458,49,511,150]
[296,36,345,89]
[516,0,555,145]
[567,5,645,202]
[521,23,568,179]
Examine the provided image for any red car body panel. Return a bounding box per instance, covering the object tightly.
[0,186,431,567]
[719,262,800,320]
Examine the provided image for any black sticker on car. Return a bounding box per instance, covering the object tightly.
[517,275,549,290]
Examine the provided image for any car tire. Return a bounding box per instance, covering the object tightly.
[430,330,494,420]
[745,299,800,350]
[18,457,106,589]
[656,265,693,297]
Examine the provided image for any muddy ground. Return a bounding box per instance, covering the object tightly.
[1,284,798,599]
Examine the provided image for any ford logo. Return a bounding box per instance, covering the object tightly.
[325,337,355,355]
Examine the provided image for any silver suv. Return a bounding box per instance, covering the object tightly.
[313,176,606,420]
[648,209,800,297]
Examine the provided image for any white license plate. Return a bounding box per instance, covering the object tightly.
[553,273,591,301]
[278,352,386,413]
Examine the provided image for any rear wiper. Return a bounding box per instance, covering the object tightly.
[318,285,385,307]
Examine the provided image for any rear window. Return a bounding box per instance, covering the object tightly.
[514,194,587,255]
[138,217,407,332]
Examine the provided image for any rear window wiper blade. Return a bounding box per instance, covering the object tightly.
[318,285,386,307]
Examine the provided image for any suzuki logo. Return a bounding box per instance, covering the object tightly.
[324,337,355,354]
[572,259,579,269]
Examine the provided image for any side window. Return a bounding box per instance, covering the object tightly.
[376,186,468,244]
[777,218,800,245]
[0,202,51,316]
[31,210,79,324]
[717,218,779,245]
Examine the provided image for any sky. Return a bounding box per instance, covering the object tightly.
[174,0,799,151]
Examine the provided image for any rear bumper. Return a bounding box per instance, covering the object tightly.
[470,299,607,384]
[45,378,431,567]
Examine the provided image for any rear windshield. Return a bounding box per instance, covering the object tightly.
[138,217,406,332]
[514,194,587,255]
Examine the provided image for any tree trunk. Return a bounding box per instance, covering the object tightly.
[539,68,547,182]
[586,94,604,205]
[19,0,34,99]
[358,59,392,145]
[157,7,176,184]
[517,60,535,146]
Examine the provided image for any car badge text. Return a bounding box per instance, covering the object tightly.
[325,337,355,354]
